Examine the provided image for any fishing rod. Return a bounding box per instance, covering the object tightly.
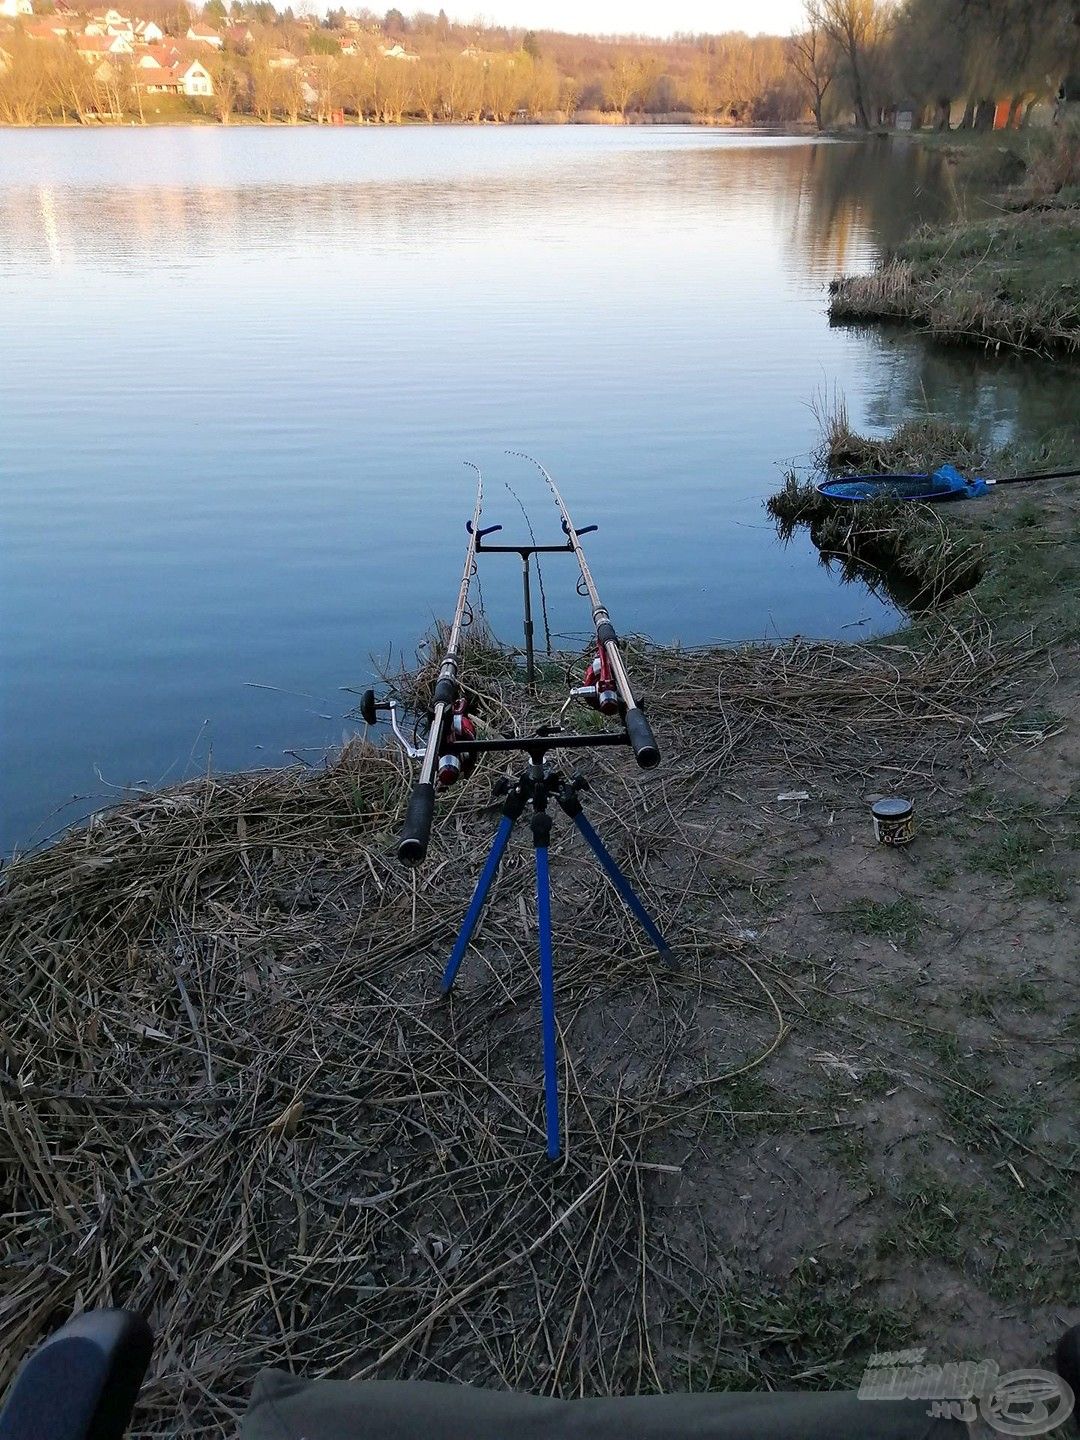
[396,463,485,865]
[991,466,1080,485]
[511,452,660,771]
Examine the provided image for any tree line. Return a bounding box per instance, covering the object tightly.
[2,0,1077,127]
[0,10,806,126]
[790,0,1079,131]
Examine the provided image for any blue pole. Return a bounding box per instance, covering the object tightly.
[572,813,671,962]
[535,843,561,1159]
[441,815,514,993]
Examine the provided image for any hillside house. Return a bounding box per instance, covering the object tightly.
[135,61,179,91]
[144,42,182,67]
[186,22,222,46]
[0,0,33,17]
[88,8,134,36]
[181,57,212,94]
[381,42,417,60]
[267,47,297,67]
[76,32,133,60]
[25,16,73,37]
[135,56,213,95]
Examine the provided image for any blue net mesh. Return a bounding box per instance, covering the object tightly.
[818,464,990,503]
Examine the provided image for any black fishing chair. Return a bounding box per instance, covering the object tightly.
[2,1309,1079,1440]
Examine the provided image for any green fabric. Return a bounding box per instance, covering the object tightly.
[241,1370,967,1440]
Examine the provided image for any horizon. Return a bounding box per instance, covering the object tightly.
[304,0,808,40]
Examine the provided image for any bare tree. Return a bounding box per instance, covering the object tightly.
[483,55,516,121]
[374,54,412,121]
[307,52,340,121]
[789,0,837,129]
[279,63,303,123]
[631,53,661,113]
[520,54,558,118]
[338,54,371,121]
[413,55,440,121]
[0,33,50,123]
[817,0,880,128]
[606,51,637,117]
[249,50,279,121]
[207,50,246,121]
[462,57,485,121]
[686,54,714,120]
[47,42,96,123]
[438,52,463,119]
[559,72,580,120]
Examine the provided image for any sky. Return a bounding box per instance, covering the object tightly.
[437,0,806,39]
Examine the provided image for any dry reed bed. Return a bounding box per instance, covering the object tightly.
[829,259,1080,354]
[828,207,1080,356]
[0,622,1038,1433]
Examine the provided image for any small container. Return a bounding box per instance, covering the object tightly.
[872,796,915,846]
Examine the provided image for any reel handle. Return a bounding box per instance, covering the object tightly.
[398,783,435,865]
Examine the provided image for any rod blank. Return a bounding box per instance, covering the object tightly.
[510,452,660,770]
[397,464,484,865]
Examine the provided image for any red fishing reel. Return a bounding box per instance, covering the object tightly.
[578,648,620,716]
[436,700,477,789]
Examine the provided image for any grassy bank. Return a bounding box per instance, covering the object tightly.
[829,125,1080,355]
[768,413,1079,629]
[2,417,1078,1424]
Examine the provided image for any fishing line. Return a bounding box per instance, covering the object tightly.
[504,479,552,655]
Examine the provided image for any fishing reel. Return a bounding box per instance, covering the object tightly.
[560,646,622,718]
[435,700,477,789]
[360,688,476,789]
[570,647,620,716]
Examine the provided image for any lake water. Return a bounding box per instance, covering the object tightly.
[1,126,1071,852]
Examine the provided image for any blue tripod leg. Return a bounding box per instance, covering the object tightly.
[534,831,561,1159]
[571,813,673,964]
[442,815,514,993]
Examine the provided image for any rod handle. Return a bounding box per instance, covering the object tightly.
[625,707,660,769]
[398,782,435,865]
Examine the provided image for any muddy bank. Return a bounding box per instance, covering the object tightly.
[2,449,1078,1426]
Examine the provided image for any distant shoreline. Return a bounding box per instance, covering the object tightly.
[0,115,823,132]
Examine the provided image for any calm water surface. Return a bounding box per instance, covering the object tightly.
[1,127,1072,851]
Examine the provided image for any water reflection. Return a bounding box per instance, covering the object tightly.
[1,128,1075,853]
[0,135,958,277]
